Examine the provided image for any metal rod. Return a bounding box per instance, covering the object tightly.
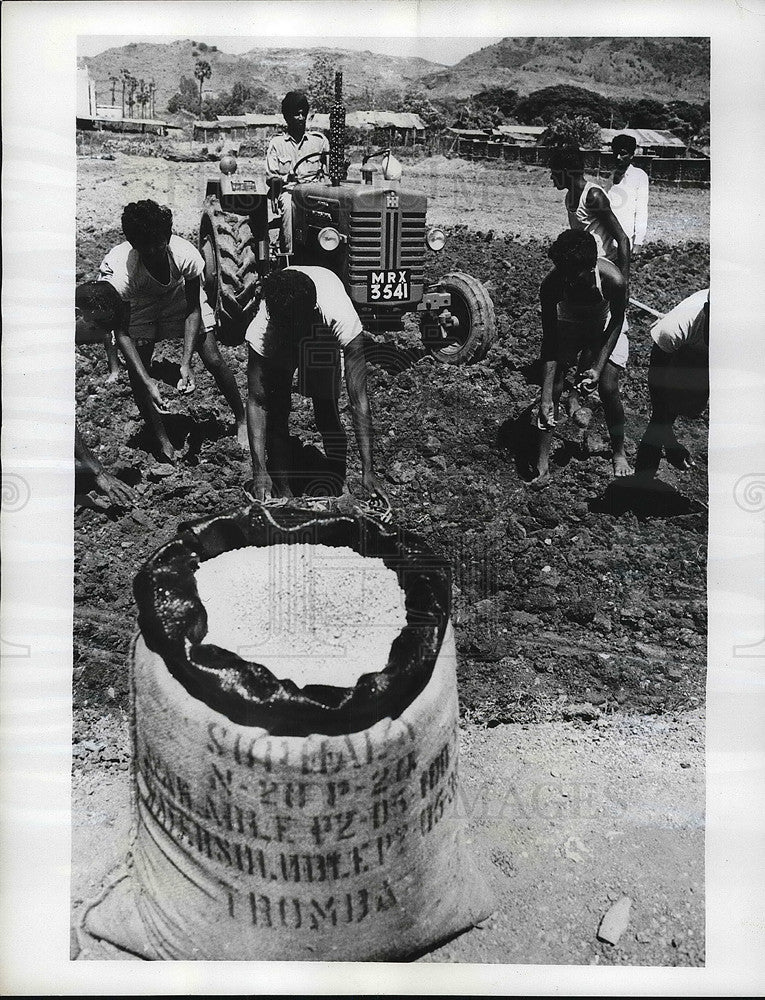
[629,296,665,319]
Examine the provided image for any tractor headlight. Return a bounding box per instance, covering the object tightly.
[318,227,341,251]
[426,228,446,251]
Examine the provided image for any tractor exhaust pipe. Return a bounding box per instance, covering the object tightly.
[329,71,345,186]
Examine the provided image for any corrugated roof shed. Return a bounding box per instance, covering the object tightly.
[244,113,284,127]
[447,128,494,138]
[215,116,248,128]
[307,111,426,131]
[496,125,546,137]
[347,111,426,130]
[602,127,685,148]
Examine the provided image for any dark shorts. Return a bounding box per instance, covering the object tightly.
[649,346,709,417]
[556,317,629,370]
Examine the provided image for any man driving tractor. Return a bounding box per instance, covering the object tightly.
[266,90,330,255]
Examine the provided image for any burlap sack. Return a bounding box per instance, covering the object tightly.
[83,505,494,960]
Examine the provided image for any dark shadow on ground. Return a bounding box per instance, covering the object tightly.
[519,358,544,387]
[498,404,585,481]
[285,437,343,497]
[150,357,183,390]
[126,411,229,464]
[497,405,538,480]
[588,477,708,519]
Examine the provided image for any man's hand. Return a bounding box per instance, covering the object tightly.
[176,363,196,394]
[94,471,136,508]
[536,400,556,431]
[146,378,171,413]
[575,369,600,396]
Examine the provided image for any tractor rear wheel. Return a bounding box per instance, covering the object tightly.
[425,272,496,365]
[199,195,262,346]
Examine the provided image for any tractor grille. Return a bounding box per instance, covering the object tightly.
[400,211,426,281]
[349,212,382,283]
[348,209,426,290]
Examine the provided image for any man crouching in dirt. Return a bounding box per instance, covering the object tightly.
[244,267,387,506]
[634,288,709,480]
[531,229,630,488]
[99,200,247,463]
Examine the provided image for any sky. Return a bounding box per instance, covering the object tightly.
[76,34,501,67]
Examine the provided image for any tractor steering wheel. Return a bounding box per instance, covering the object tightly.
[287,150,328,184]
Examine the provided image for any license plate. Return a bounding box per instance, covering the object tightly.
[368,269,411,302]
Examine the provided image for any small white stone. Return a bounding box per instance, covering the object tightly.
[597,896,632,945]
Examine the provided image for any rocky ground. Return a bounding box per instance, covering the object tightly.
[73,147,709,964]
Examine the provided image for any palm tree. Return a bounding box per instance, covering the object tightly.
[121,67,130,118]
[137,80,149,119]
[194,59,212,117]
[127,75,137,118]
[109,75,118,106]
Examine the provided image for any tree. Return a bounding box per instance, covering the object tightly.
[620,97,668,129]
[473,86,519,118]
[167,75,199,115]
[540,115,602,148]
[120,67,133,118]
[515,85,613,126]
[124,73,138,118]
[394,90,446,129]
[307,53,336,112]
[194,59,212,117]
[443,97,495,130]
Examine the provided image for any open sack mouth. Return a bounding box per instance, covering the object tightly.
[133,504,451,736]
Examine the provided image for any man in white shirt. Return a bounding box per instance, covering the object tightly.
[266,91,329,254]
[608,134,649,252]
[100,199,247,463]
[245,266,386,504]
[635,288,709,479]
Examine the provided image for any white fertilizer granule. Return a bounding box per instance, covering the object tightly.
[195,544,407,689]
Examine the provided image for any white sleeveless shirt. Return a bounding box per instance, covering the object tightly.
[567,181,618,262]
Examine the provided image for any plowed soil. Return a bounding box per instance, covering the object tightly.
[75,222,708,735]
[72,148,708,966]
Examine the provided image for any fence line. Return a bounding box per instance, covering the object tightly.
[454,138,710,187]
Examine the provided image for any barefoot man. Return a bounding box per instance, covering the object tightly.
[100,200,248,463]
[549,145,631,432]
[532,230,630,487]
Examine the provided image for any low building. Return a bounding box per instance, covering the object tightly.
[600,127,687,158]
[495,124,547,146]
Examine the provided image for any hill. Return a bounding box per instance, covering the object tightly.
[81,40,445,113]
[421,37,709,103]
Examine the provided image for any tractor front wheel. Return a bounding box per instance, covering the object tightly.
[424,272,496,365]
[199,195,263,346]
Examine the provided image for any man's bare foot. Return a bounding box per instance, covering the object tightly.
[613,453,633,477]
[236,421,249,451]
[528,468,551,490]
[156,442,179,465]
[666,444,694,470]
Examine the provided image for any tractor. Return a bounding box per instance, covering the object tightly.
[199,73,496,364]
